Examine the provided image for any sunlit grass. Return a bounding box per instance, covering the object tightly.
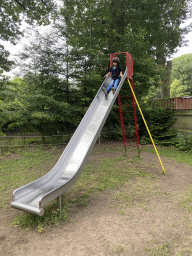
[1,143,192,230]
[142,146,192,166]
[0,148,62,209]
[1,148,149,230]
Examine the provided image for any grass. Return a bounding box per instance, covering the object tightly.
[112,175,163,210]
[0,148,62,209]
[142,145,192,166]
[0,135,68,154]
[13,155,150,231]
[1,143,192,231]
[144,242,172,256]
[0,146,150,230]
[178,185,192,213]
[73,156,147,193]
[113,245,124,254]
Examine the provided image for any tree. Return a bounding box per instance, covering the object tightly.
[21,72,70,136]
[170,79,189,97]
[0,70,85,136]
[128,0,187,98]
[59,0,187,98]
[59,0,162,99]
[170,53,192,95]
[0,46,15,72]
[0,77,28,134]
[17,29,87,135]
[0,0,56,71]
[19,29,66,76]
[182,0,192,38]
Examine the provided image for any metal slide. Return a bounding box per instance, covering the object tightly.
[11,69,127,216]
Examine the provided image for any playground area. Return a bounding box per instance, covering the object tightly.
[1,142,192,255]
[1,1,192,254]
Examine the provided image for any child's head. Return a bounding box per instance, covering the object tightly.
[112,57,120,66]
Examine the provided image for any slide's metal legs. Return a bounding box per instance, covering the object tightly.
[57,196,62,217]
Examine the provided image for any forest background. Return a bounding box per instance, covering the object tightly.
[0,0,192,147]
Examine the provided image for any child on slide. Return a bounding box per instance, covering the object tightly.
[102,57,124,96]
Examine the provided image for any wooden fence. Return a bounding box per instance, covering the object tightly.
[151,97,192,110]
[151,97,192,135]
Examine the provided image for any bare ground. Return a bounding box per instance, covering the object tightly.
[1,144,192,256]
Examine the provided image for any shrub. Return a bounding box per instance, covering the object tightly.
[138,107,178,146]
[175,133,192,153]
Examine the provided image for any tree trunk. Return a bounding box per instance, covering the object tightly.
[156,45,172,98]
[161,60,172,98]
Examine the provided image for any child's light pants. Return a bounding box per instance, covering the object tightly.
[107,78,120,93]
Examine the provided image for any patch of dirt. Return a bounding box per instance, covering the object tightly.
[1,144,192,255]
[0,153,24,162]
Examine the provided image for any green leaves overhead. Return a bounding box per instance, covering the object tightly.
[20,30,66,76]
[170,79,189,97]
[0,45,15,72]
[0,0,56,71]
[0,0,190,136]
[171,53,192,95]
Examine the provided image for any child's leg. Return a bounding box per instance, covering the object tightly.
[107,79,115,93]
[114,78,120,90]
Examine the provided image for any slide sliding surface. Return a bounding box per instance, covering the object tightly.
[11,69,127,216]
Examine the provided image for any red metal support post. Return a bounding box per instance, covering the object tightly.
[131,79,140,150]
[109,51,139,153]
[117,93,127,153]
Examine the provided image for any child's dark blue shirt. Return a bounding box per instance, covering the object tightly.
[109,66,122,79]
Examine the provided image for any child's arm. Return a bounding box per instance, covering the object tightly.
[120,71,123,78]
[104,72,111,78]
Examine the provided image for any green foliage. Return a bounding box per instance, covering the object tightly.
[0,0,189,136]
[138,106,177,145]
[0,45,14,72]
[175,133,192,153]
[170,79,189,97]
[20,30,66,76]
[0,77,29,134]
[129,0,187,57]
[59,0,187,99]
[170,54,192,95]
[1,29,85,135]
[0,0,56,71]
[22,73,75,136]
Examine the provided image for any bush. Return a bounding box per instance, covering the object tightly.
[175,133,192,153]
[138,106,178,146]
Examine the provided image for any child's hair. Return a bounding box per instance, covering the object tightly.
[112,57,120,66]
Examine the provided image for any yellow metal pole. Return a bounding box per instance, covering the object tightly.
[127,79,166,174]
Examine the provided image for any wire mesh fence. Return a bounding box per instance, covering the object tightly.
[0,129,139,154]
